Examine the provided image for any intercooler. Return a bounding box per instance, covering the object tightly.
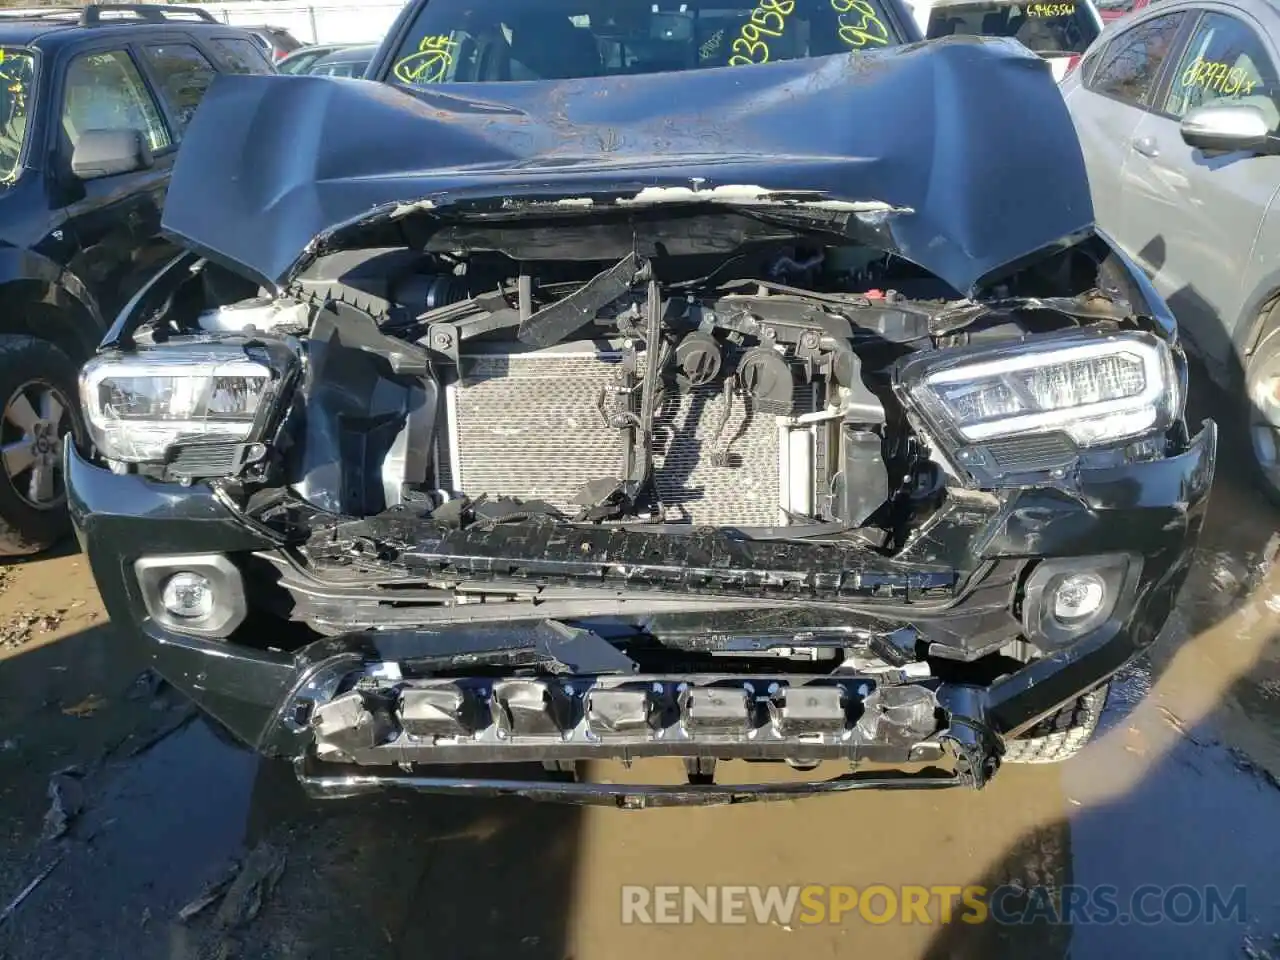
[438,341,823,527]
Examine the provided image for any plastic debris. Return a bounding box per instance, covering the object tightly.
[61,694,106,718]
[177,841,287,930]
[214,842,287,928]
[40,768,85,841]
[178,869,238,923]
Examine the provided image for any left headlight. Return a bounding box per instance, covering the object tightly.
[79,345,272,463]
[899,331,1179,449]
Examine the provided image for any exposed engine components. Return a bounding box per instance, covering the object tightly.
[197,297,311,334]
[738,346,796,416]
[394,273,471,312]
[674,330,722,391]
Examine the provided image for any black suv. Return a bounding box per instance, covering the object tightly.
[0,3,272,554]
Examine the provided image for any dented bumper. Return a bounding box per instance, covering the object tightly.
[67,421,1215,805]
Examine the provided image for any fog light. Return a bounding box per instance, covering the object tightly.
[1021,555,1139,649]
[161,572,214,620]
[1051,573,1107,623]
[136,554,246,638]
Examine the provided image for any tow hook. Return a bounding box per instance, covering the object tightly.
[945,717,1001,789]
[937,686,1001,790]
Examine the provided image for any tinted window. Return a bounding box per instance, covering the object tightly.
[141,43,216,131]
[390,0,904,83]
[61,50,170,155]
[311,58,372,77]
[279,49,324,74]
[0,48,35,182]
[1163,12,1280,129]
[214,37,275,74]
[1089,11,1185,104]
[926,1,1098,55]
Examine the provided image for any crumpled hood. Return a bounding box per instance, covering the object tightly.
[162,36,1094,296]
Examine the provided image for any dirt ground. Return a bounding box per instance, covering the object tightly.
[1,383,1280,959]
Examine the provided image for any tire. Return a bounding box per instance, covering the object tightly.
[0,335,85,557]
[1244,328,1280,509]
[1001,685,1108,764]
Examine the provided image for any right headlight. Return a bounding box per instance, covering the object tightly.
[899,331,1179,449]
[79,345,273,463]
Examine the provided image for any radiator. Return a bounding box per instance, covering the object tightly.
[441,341,821,527]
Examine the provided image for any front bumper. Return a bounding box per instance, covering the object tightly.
[67,422,1216,805]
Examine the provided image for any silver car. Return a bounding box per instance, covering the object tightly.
[1062,0,1280,499]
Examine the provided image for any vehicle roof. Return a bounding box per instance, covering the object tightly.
[0,11,255,52]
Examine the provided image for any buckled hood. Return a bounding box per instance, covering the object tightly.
[161,36,1093,296]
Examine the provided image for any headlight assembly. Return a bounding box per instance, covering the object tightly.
[79,345,273,463]
[898,331,1179,453]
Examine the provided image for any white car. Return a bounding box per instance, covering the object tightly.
[908,0,1103,80]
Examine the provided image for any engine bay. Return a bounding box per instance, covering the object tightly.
[102,210,1169,557]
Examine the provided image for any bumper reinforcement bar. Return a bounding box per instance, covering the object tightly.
[294,762,979,807]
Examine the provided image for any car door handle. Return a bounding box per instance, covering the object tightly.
[1132,136,1159,158]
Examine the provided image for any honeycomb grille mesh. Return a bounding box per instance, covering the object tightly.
[449,347,814,526]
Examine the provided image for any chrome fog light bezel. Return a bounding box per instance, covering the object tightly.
[134,553,247,638]
[1021,554,1141,649]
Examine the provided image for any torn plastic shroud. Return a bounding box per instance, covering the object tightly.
[159,36,1093,298]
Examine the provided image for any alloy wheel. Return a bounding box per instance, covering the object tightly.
[1,380,72,510]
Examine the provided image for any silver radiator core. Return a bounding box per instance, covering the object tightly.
[442,341,819,527]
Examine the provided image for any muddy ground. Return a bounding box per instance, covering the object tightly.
[2,383,1280,959]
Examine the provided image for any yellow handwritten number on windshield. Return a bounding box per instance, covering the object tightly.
[1026,3,1075,14]
[729,0,796,65]
[830,0,890,49]
[393,35,457,84]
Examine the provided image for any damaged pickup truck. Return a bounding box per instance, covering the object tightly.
[67,0,1216,806]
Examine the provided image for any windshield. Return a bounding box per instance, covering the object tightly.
[925,1,1097,54]
[0,47,34,182]
[390,0,903,83]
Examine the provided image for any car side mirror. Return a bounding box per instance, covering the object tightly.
[1180,103,1278,155]
[71,128,153,180]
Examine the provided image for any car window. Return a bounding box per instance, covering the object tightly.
[278,50,321,74]
[212,37,276,74]
[140,43,216,132]
[61,49,170,156]
[390,0,905,83]
[1162,11,1280,130]
[311,59,371,77]
[1088,10,1185,105]
[925,1,1098,56]
[0,48,35,182]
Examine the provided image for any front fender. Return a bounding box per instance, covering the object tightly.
[0,245,107,358]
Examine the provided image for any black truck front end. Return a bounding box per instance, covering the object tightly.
[67,407,1213,805]
[68,42,1216,805]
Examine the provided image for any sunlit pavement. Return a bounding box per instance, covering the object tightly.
[1,380,1278,960]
